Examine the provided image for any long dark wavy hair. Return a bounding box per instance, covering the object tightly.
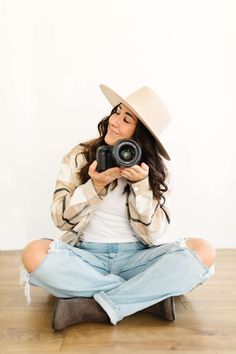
[77,105,170,221]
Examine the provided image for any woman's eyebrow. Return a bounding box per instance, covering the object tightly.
[118,104,136,120]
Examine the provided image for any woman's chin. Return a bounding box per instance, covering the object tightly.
[104,134,116,146]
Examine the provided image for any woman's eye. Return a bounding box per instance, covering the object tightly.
[114,108,130,123]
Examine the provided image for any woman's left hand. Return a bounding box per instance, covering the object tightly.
[120,162,149,182]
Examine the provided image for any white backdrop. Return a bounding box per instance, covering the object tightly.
[1,0,235,250]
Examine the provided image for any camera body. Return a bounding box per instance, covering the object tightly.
[96,139,142,172]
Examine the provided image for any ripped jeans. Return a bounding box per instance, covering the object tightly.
[20,237,215,325]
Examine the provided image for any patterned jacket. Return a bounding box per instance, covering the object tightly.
[51,144,171,247]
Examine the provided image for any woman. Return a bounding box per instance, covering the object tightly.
[21,84,216,331]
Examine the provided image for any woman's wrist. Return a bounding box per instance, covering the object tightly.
[91,180,105,193]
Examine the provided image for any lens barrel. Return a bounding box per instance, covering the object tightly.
[112,139,142,167]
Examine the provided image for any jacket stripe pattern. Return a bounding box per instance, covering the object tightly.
[51,144,171,246]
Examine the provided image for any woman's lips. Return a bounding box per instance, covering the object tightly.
[108,126,119,135]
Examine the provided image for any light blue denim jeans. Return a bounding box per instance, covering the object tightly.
[19,237,214,325]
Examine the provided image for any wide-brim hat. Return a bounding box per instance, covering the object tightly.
[99,84,171,161]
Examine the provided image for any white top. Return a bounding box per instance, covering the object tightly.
[80,177,138,243]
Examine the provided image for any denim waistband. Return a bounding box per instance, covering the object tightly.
[76,241,148,253]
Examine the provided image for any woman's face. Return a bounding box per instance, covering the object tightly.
[104,103,138,146]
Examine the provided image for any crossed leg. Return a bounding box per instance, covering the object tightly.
[21,237,216,328]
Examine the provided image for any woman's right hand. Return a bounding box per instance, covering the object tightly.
[88,160,121,193]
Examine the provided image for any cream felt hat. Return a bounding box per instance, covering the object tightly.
[99,84,172,161]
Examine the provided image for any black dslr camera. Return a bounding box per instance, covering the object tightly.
[96,139,142,172]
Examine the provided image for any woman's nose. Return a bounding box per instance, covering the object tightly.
[110,114,122,127]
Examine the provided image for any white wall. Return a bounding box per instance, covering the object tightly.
[0,0,235,250]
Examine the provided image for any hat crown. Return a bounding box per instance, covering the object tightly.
[126,86,171,135]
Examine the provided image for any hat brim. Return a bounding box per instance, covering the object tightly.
[99,84,171,161]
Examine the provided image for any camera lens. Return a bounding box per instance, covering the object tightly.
[112,139,142,167]
[119,147,135,161]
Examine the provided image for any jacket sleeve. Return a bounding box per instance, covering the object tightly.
[128,171,172,244]
[50,147,106,231]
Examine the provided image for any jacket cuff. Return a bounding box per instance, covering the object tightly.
[70,179,106,208]
[129,176,151,196]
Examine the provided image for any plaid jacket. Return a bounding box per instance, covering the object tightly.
[51,144,171,247]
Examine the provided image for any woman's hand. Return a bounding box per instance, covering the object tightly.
[120,162,149,182]
[88,160,121,193]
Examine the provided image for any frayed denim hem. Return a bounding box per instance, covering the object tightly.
[19,263,31,305]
